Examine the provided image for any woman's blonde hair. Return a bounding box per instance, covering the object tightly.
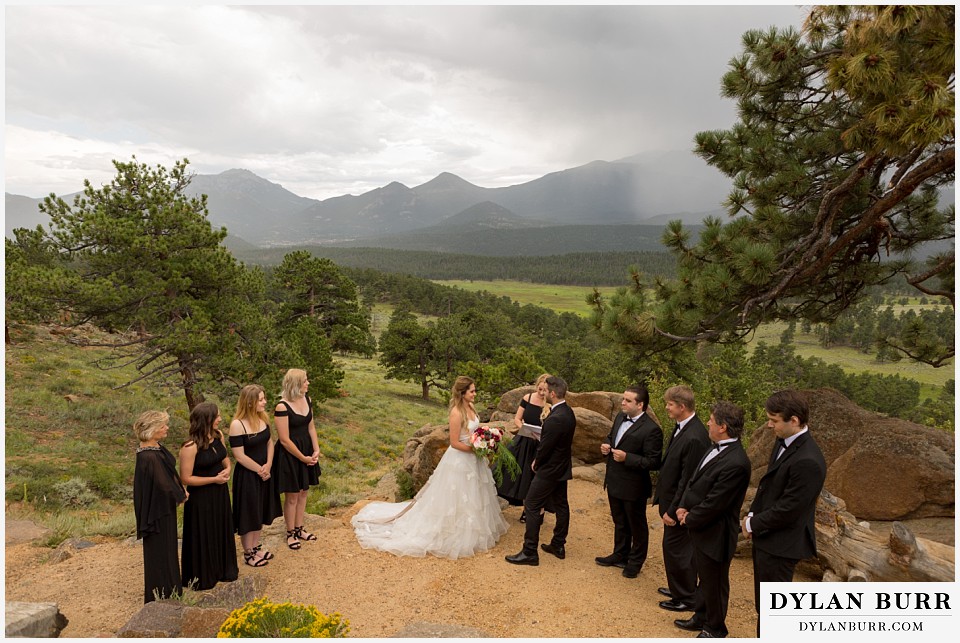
[535,373,553,421]
[281,368,308,401]
[448,376,475,433]
[134,410,169,442]
[233,384,270,429]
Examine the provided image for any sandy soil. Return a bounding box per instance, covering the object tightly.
[5,479,765,638]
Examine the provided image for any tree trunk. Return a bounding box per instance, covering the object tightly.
[179,361,205,412]
[816,489,954,582]
[5,320,10,345]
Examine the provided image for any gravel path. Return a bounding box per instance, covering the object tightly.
[5,479,762,638]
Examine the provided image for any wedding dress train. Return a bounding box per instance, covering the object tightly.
[352,418,508,559]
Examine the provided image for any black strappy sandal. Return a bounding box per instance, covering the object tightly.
[254,543,274,560]
[295,525,317,542]
[243,549,269,567]
[286,529,302,550]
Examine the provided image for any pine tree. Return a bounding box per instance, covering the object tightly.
[37,157,281,410]
[594,6,954,367]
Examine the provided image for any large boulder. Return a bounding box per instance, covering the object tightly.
[746,388,954,521]
[571,407,612,465]
[5,602,68,637]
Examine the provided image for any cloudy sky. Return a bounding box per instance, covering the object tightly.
[4,4,805,201]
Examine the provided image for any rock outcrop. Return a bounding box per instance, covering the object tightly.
[116,576,265,638]
[5,602,68,638]
[746,388,954,521]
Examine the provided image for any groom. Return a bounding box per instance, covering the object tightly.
[506,375,576,566]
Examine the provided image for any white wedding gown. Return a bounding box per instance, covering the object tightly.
[352,418,508,559]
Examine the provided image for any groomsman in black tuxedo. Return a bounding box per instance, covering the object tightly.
[654,385,711,611]
[595,384,662,578]
[674,401,751,639]
[743,389,826,636]
[505,375,576,566]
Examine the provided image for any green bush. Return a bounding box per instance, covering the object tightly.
[217,597,349,638]
[53,477,98,506]
[395,467,415,501]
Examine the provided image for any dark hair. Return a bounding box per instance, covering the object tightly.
[765,389,809,426]
[188,401,220,450]
[624,384,649,411]
[710,401,745,439]
[545,375,568,399]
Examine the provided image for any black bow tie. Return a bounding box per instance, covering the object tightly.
[623,416,635,424]
[712,442,721,451]
[775,437,786,450]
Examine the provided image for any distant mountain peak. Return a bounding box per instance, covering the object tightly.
[416,172,480,191]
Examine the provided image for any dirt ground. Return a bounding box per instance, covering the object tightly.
[5,479,771,638]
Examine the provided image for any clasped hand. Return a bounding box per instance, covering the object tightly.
[676,507,689,525]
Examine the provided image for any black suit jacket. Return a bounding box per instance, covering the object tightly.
[532,401,576,482]
[653,415,711,520]
[602,411,662,501]
[679,440,751,562]
[749,430,827,560]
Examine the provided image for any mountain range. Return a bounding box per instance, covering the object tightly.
[5,150,733,244]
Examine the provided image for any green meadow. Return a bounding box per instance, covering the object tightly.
[435,279,617,316]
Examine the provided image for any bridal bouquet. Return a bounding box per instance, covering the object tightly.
[470,425,521,486]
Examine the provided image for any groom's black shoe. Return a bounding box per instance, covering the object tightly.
[658,587,673,598]
[674,617,704,632]
[505,551,539,566]
[540,543,565,559]
[595,554,626,568]
[660,599,694,612]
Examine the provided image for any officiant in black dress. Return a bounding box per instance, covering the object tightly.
[133,410,187,603]
[497,373,551,512]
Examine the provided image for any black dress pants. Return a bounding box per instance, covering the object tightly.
[607,494,648,570]
[522,476,569,554]
[662,520,698,603]
[692,547,731,638]
[753,546,800,636]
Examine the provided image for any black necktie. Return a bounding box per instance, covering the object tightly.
[770,437,786,464]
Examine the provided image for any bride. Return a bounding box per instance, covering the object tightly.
[352,376,508,559]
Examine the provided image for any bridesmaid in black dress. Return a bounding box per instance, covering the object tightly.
[133,410,187,603]
[228,384,282,567]
[273,368,321,550]
[497,373,551,517]
[179,402,239,590]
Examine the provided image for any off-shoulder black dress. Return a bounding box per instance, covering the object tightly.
[273,395,321,493]
[229,422,282,536]
[133,445,186,603]
[180,438,239,590]
[497,395,543,505]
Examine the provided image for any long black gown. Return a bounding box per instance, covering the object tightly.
[133,445,186,603]
[229,422,282,536]
[273,395,321,493]
[497,396,543,505]
[181,439,239,590]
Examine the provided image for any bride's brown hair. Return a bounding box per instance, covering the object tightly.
[449,376,476,433]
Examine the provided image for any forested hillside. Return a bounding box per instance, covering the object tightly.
[235,246,675,286]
